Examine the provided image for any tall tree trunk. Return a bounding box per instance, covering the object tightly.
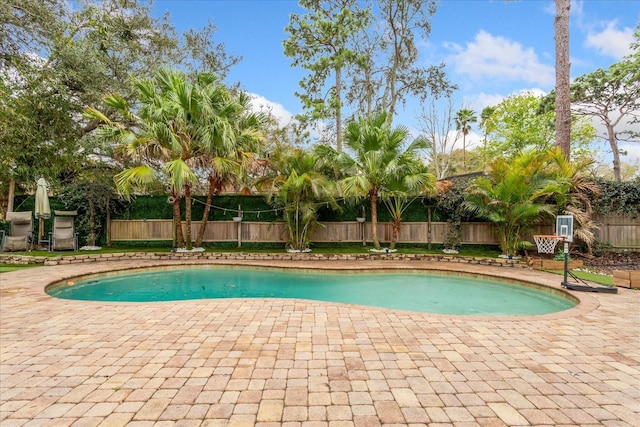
[172,194,184,247]
[7,178,15,213]
[606,124,622,182]
[106,201,111,247]
[195,175,222,247]
[184,183,192,250]
[389,219,401,250]
[88,197,96,247]
[462,132,467,173]
[370,192,381,249]
[335,66,343,152]
[555,0,571,160]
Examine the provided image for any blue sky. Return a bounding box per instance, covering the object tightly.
[153,0,639,162]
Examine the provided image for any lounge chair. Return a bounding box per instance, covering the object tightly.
[49,210,78,251]
[1,212,34,251]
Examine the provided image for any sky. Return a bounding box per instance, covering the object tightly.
[152,0,640,165]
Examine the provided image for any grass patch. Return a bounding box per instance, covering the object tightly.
[0,264,40,273]
[546,269,613,286]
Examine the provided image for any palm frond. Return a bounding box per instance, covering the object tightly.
[114,165,157,198]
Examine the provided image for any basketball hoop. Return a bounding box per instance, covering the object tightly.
[533,235,562,254]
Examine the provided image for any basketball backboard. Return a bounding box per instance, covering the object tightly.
[556,215,574,242]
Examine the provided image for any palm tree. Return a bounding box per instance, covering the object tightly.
[85,69,223,250]
[194,90,266,247]
[455,108,477,173]
[479,106,495,170]
[317,111,433,250]
[546,148,600,254]
[464,150,560,256]
[260,147,337,251]
[382,166,437,249]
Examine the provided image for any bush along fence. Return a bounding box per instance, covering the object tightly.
[108,193,639,248]
[7,195,639,250]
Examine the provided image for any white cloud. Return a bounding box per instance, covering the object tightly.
[445,30,555,87]
[584,21,634,60]
[465,88,548,112]
[248,93,295,127]
[620,142,640,164]
[464,130,482,150]
[248,93,329,144]
[464,93,506,111]
[542,1,555,16]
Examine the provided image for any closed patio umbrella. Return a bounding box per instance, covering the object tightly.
[35,178,51,242]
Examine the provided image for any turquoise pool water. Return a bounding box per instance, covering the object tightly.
[47,267,575,315]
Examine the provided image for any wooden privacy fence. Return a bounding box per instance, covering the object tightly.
[109,220,556,246]
[110,216,639,248]
[593,214,640,249]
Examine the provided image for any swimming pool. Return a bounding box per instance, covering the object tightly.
[47,266,576,315]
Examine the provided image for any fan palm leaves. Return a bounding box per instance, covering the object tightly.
[317,111,435,250]
[193,90,267,246]
[85,68,236,250]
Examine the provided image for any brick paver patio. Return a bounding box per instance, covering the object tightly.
[1,258,638,426]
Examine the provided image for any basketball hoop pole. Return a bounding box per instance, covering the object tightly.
[562,237,569,288]
[556,215,574,288]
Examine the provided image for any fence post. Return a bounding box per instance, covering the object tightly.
[233,205,243,248]
[426,205,433,249]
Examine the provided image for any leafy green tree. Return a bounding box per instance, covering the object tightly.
[317,112,432,250]
[58,168,128,247]
[284,0,370,151]
[455,108,477,173]
[481,92,596,162]
[569,60,640,182]
[261,147,338,251]
[482,93,554,159]
[0,67,79,215]
[434,178,476,251]
[346,0,455,121]
[540,24,640,181]
[1,0,239,213]
[464,151,560,255]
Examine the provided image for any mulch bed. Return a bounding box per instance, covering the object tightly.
[527,250,640,275]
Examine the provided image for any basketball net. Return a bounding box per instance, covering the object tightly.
[533,235,563,254]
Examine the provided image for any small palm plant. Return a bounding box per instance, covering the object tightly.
[382,167,437,250]
[464,150,560,256]
[260,147,337,252]
[545,148,600,254]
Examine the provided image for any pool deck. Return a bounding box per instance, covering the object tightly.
[1,258,638,426]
